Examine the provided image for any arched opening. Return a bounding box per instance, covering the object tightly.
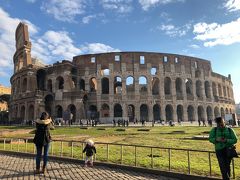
[127,104,135,122]
[176,78,183,99]
[150,67,157,75]
[28,105,34,121]
[126,76,135,93]
[88,105,98,119]
[212,82,217,96]
[101,77,109,94]
[218,84,222,97]
[164,77,171,95]
[101,68,110,76]
[195,70,201,78]
[72,77,77,88]
[114,104,123,117]
[140,104,148,122]
[139,76,147,94]
[20,106,25,122]
[22,78,27,92]
[165,104,173,122]
[225,108,229,114]
[45,94,54,116]
[56,76,64,90]
[79,79,85,91]
[114,76,122,94]
[89,77,97,92]
[214,107,220,119]
[47,79,52,92]
[101,104,110,117]
[153,104,161,121]
[55,105,63,118]
[177,105,183,122]
[206,106,213,121]
[37,69,46,90]
[186,78,193,96]
[187,105,194,122]
[196,80,202,98]
[197,106,204,121]
[68,104,76,123]
[152,77,159,95]
[205,81,211,98]
[220,107,225,117]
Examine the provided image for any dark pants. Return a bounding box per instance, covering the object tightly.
[36,143,50,169]
[216,148,232,180]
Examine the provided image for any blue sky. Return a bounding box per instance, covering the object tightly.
[0,0,239,103]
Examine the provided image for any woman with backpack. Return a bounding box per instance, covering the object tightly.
[209,117,238,180]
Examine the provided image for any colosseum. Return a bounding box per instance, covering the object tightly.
[9,22,236,124]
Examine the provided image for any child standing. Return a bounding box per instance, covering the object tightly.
[83,139,96,167]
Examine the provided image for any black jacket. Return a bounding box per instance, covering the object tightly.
[83,144,96,156]
[33,118,53,146]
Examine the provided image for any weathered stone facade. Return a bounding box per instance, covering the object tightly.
[9,22,235,124]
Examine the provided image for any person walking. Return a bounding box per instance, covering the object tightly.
[209,117,238,180]
[33,112,54,174]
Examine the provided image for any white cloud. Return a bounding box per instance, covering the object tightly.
[193,18,240,47]
[100,0,133,13]
[0,7,38,70]
[224,0,240,12]
[189,44,200,49]
[157,23,191,37]
[82,15,97,24]
[139,0,184,11]
[80,43,120,54]
[41,0,86,22]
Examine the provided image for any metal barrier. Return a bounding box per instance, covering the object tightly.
[0,138,238,179]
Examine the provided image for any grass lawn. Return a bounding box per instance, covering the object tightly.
[0,125,240,178]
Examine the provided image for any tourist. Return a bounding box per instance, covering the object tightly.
[83,139,96,167]
[33,112,54,174]
[209,117,238,180]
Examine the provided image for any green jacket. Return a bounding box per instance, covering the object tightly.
[209,127,238,151]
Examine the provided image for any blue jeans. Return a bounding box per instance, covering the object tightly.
[36,143,50,169]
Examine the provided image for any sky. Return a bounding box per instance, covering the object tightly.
[0,0,239,103]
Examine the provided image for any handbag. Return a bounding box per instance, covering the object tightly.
[226,145,238,158]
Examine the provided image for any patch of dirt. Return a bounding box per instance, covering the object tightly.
[0,129,33,137]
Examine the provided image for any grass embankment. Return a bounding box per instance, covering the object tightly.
[0,125,240,178]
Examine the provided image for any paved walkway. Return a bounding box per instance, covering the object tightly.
[0,153,178,180]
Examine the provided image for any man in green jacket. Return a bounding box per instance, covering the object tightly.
[209,117,238,180]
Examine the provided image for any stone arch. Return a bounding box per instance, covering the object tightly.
[223,86,227,97]
[47,79,53,92]
[165,104,173,121]
[164,77,171,95]
[212,82,217,96]
[225,108,229,114]
[176,78,183,99]
[185,78,193,96]
[68,104,76,123]
[101,68,110,76]
[196,80,202,98]
[127,104,135,122]
[152,77,159,95]
[220,107,225,117]
[20,105,25,122]
[55,105,63,118]
[37,69,46,90]
[101,77,109,94]
[114,76,122,94]
[79,79,85,91]
[227,87,230,98]
[218,84,222,97]
[45,94,54,116]
[195,69,201,78]
[28,105,34,121]
[206,106,213,121]
[89,77,97,92]
[187,105,194,122]
[139,76,147,94]
[214,107,220,119]
[101,104,110,117]
[197,106,205,121]
[126,76,135,93]
[177,105,183,122]
[153,104,161,121]
[88,105,98,119]
[140,104,148,121]
[205,81,211,98]
[56,76,64,90]
[114,103,122,117]
[22,78,27,92]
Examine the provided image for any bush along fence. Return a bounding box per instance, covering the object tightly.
[0,138,239,179]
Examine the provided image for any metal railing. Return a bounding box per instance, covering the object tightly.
[0,138,238,179]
